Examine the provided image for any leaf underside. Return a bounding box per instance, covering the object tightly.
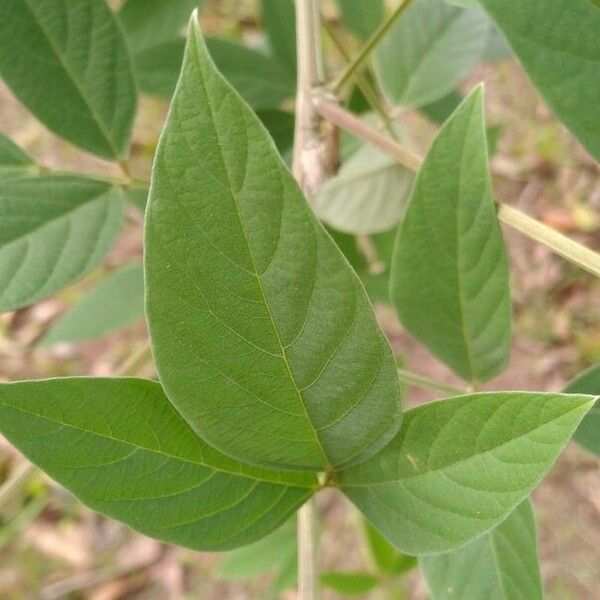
[145,17,402,473]
[0,378,316,551]
[337,391,594,554]
[0,175,123,313]
[420,499,543,600]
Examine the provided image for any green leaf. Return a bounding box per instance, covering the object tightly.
[336,0,385,40]
[205,37,295,110]
[314,144,414,234]
[218,521,296,580]
[126,188,149,213]
[563,365,600,455]
[0,378,316,550]
[0,133,37,181]
[261,0,296,75]
[477,0,600,162]
[40,263,145,346]
[421,90,463,124]
[420,500,543,600]
[390,87,511,384]
[256,109,295,159]
[375,0,489,108]
[336,391,594,554]
[0,0,137,159]
[363,519,416,575]
[320,571,379,595]
[119,0,202,53]
[134,38,186,98]
[0,175,123,313]
[145,18,402,472]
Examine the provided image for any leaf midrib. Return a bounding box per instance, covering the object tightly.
[0,398,315,490]
[191,31,331,468]
[339,400,588,488]
[21,0,120,157]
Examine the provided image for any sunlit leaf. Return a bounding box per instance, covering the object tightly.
[314,144,414,234]
[0,378,316,551]
[145,17,402,471]
[40,264,145,346]
[390,87,511,384]
[320,571,378,595]
[0,0,136,159]
[421,500,543,599]
[0,176,123,313]
[337,391,594,554]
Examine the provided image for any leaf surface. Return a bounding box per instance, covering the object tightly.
[390,87,511,384]
[145,18,401,472]
[336,391,594,554]
[261,0,297,74]
[478,0,600,162]
[320,571,378,595]
[0,378,316,550]
[363,518,416,575]
[375,0,489,108]
[41,263,145,346]
[336,0,384,40]
[314,144,414,234]
[420,500,543,599]
[0,133,37,181]
[563,365,600,455]
[0,0,136,159]
[0,175,123,313]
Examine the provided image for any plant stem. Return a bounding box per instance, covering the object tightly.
[315,96,600,277]
[397,368,465,395]
[332,0,414,93]
[0,460,37,510]
[298,498,319,600]
[294,1,328,598]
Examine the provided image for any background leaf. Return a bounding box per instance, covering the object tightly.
[0,0,137,159]
[133,39,187,98]
[336,0,385,40]
[320,571,378,595]
[563,365,600,455]
[336,392,594,554]
[314,144,414,234]
[40,263,145,346]
[261,0,296,75]
[375,0,489,108]
[0,133,37,181]
[0,175,123,313]
[478,0,600,162]
[363,518,416,575]
[145,18,402,472]
[420,500,543,600]
[0,378,316,551]
[390,87,511,384]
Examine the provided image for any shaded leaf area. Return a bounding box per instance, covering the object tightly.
[478,0,600,162]
[261,0,296,75]
[337,392,594,554]
[0,175,123,313]
[421,500,543,600]
[0,378,317,551]
[375,0,489,108]
[0,133,38,181]
[363,518,417,575]
[145,19,401,472]
[563,365,600,455]
[320,571,378,595]
[131,35,295,109]
[40,263,145,346]
[336,0,384,40]
[0,0,136,159]
[314,144,414,234]
[390,88,511,384]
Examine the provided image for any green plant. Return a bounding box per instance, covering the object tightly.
[0,0,598,598]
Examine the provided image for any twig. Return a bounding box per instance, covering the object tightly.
[298,498,319,600]
[0,460,37,510]
[396,368,466,395]
[332,0,414,93]
[314,95,600,278]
